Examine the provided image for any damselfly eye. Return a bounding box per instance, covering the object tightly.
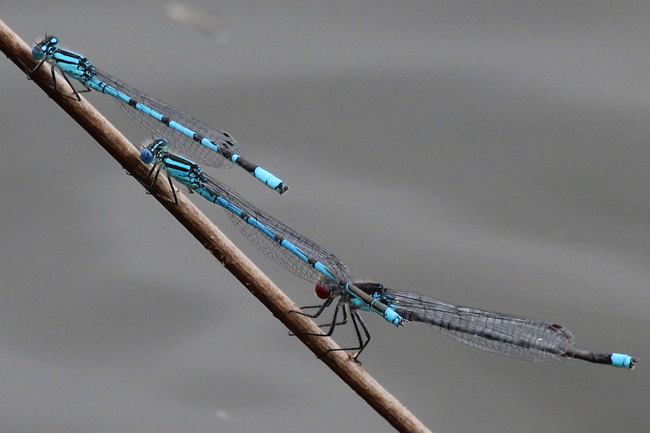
[32,46,45,60]
[140,148,154,164]
[315,284,331,299]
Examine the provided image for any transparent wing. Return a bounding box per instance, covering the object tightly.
[384,289,578,361]
[201,176,354,285]
[94,68,238,169]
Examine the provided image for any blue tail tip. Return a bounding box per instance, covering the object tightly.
[141,148,154,164]
[611,353,637,369]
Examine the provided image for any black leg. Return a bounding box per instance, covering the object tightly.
[323,310,371,362]
[54,68,91,101]
[29,58,46,74]
[296,299,334,319]
[144,163,178,204]
[144,162,160,189]
[290,301,343,339]
[16,56,44,76]
[285,299,372,362]
[283,296,335,320]
[27,63,88,101]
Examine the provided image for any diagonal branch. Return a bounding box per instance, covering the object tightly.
[0,18,431,433]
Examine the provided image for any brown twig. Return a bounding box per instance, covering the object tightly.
[0,18,431,433]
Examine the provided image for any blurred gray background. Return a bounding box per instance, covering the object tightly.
[1,1,648,432]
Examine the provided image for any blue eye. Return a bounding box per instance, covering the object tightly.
[141,148,154,164]
[32,46,45,60]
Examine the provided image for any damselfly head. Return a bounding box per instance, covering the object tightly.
[32,36,59,60]
[142,138,170,163]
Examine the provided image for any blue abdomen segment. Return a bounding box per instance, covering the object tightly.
[382,308,402,326]
[610,353,635,369]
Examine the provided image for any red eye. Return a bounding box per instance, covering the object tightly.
[315,284,331,299]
